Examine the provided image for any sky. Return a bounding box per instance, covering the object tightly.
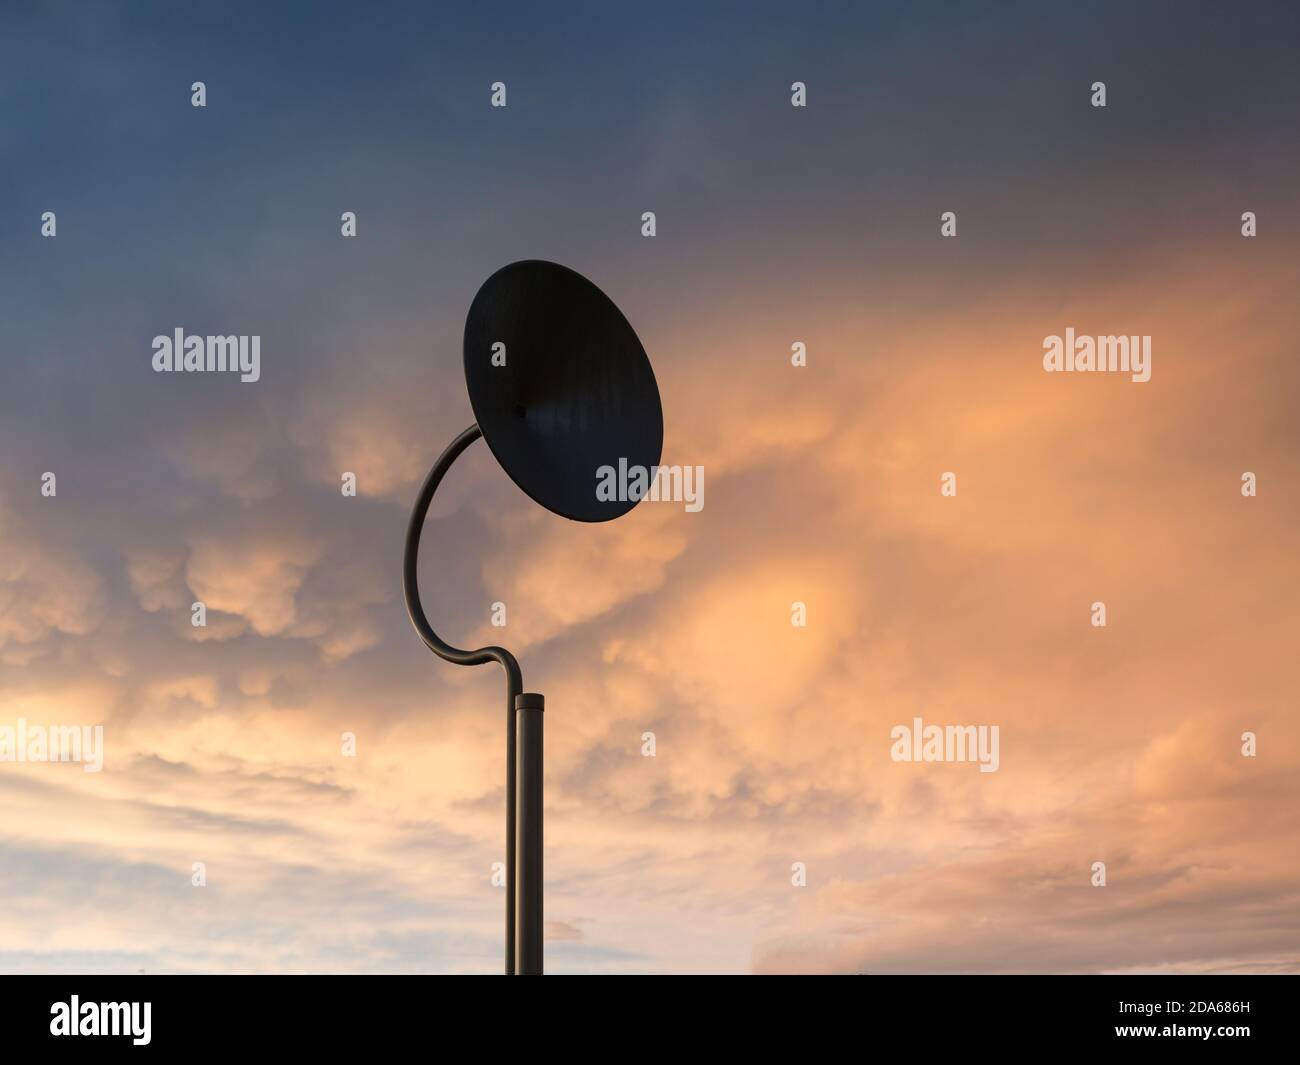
[1,0,1298,973]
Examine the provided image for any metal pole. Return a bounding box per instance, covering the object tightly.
[504,688,518,974]
[403,424,524,974]
[515,692,544,974]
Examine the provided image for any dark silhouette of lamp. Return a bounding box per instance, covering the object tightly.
[403,261,663,975]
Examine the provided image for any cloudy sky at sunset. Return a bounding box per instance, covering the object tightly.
[2,1,1298,973]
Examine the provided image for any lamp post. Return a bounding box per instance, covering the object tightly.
[403,261,663,975]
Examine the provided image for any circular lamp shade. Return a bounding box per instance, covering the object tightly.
[464,260,663,522]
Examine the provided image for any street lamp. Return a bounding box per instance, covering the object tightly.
[402,261,663,975]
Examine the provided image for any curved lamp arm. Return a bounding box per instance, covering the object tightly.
[402,422,523,974]
[403,424,523,688]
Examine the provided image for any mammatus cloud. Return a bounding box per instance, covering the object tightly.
[0,509,106,664]
[185,534,321,637]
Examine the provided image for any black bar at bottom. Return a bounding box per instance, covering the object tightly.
[0,974,1288,1049]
